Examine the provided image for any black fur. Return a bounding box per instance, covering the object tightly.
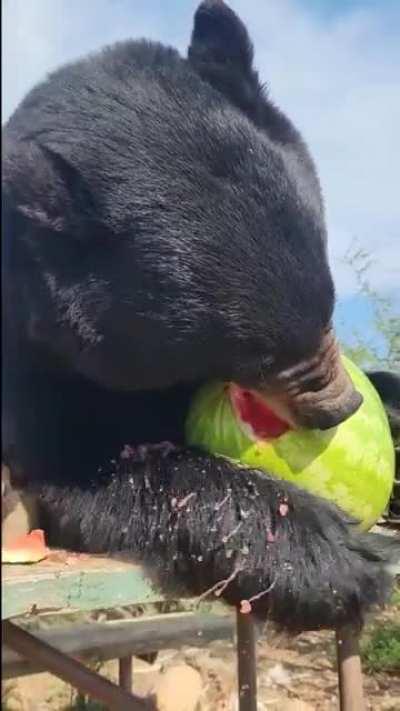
[2,1,398,633]
[2,2,333,399]
[38,447,397,633]
[367,371,400,443]
[368,371,400,520]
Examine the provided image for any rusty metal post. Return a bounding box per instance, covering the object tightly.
[3,621,154,711]
[119,655,133,693]
[236,611,257,711]
[336,626,365,711]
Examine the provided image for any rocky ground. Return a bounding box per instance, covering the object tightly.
[3,600,399,711]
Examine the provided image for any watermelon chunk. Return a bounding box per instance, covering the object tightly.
[2,529,49,564]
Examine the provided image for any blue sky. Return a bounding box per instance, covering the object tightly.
[302,0,400,17]
[2,0,399,351]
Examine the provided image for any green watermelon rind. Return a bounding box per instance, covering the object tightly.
[185,356,395,531]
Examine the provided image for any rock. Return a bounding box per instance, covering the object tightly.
[379,698,400,711]
[280,701,314,711]
[153,664,203,711]
[267,663,292,686]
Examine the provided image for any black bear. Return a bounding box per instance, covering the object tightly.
[2,0,397,632]
[367,371,400,522]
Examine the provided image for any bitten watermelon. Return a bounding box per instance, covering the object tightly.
[186,356,395,530]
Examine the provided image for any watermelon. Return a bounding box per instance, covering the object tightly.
[2,529,49,564]
[185,356,395,530]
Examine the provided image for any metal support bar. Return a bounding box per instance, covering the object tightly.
[236,612,257,711]
[2,621,155,711]
[3,612,234,680]
[119,655,133,693]
[336,626,365,711]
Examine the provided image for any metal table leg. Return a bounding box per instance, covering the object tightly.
[336,626,365,711]
[119,655,133,693]
[236,611,257,711]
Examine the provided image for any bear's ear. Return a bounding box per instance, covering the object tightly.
[188,1,254,76]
